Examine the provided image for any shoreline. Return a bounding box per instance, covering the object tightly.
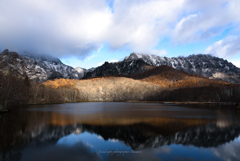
[1,101,239,113]
[126,100,239,105]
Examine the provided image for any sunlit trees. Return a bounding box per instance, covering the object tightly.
[43,78,80,102]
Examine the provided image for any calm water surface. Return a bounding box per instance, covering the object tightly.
[0,102,240,161]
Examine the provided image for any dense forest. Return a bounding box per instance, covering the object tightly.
[0,71,79,111]
[1,68,240,112]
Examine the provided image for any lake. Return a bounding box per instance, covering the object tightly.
[1,102,240,161]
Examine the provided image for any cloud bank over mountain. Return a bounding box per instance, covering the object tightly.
[0,0,240,59]
[205,36,240,58]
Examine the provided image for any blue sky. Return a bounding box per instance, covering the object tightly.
[1,0,240,69]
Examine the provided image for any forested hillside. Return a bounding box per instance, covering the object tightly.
[130,65,229,88]
[1,66,239,112]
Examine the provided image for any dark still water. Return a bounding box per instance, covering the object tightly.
[1,103,240,161]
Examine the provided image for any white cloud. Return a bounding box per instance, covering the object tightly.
[0,0,240,58]
[0,0,110,58]
[84,55,95,61]
[85,142,94,148]
[105,0,185,52]
[172,0,240,44]
[173,13,200,43]
[228,60,240,68]
[211,141,240,161]
[109,60,119,63]
[108,139,119,142]
[98,62,104,66]
[150,49,168,56]
[97,136,103,140]
[204,36,240,58]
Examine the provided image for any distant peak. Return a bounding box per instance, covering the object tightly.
[124,52,143,61]
[130,52,138,56]
[75,67,86,70]
[75,67,86,74]
[1,49,9,54]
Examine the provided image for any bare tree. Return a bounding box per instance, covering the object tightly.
[0,71,28,110]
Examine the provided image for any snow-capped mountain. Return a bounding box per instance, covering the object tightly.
[75,67,86,78]
[124,53,240,83]
[1,49,239,83]
[0,49,86,81]
[84,52,240,83]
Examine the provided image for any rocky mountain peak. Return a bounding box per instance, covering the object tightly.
[0,49,86,81]
[75,67,87,78]
[1,49,9,54]
[75,67,86,73]
[122,53,240,83]
[82,58,153,79]
[124,52,142,61]
[83,52,240,83]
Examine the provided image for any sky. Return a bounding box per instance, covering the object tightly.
[0,0,240,69]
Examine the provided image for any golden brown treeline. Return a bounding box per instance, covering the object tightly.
[42,65,239,103]
[44,78,239,102]
[44,77,162,102]
[1,65,240,110]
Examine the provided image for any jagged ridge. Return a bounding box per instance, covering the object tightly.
[83,52,240,83]
[125,53,240,83]
[82,59,154,79]
[0,49,86,81]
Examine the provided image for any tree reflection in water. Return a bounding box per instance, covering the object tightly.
[0,102,240,161]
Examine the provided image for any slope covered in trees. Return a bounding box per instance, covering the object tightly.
[1,65,239,112]
[42,77,162,102]
[75,77,162,101]
[130,65,229,88]
[42,75,239,103]
[0,72,79,111]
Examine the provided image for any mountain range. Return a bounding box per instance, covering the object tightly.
[84,52,240,83]
[1,49,240,83]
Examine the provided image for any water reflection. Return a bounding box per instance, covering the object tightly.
[21,142,102,161]
[0,102,240,161]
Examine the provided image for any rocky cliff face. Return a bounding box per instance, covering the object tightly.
[0,49,85,81]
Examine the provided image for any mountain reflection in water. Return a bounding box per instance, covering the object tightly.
[0,102,240,161]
